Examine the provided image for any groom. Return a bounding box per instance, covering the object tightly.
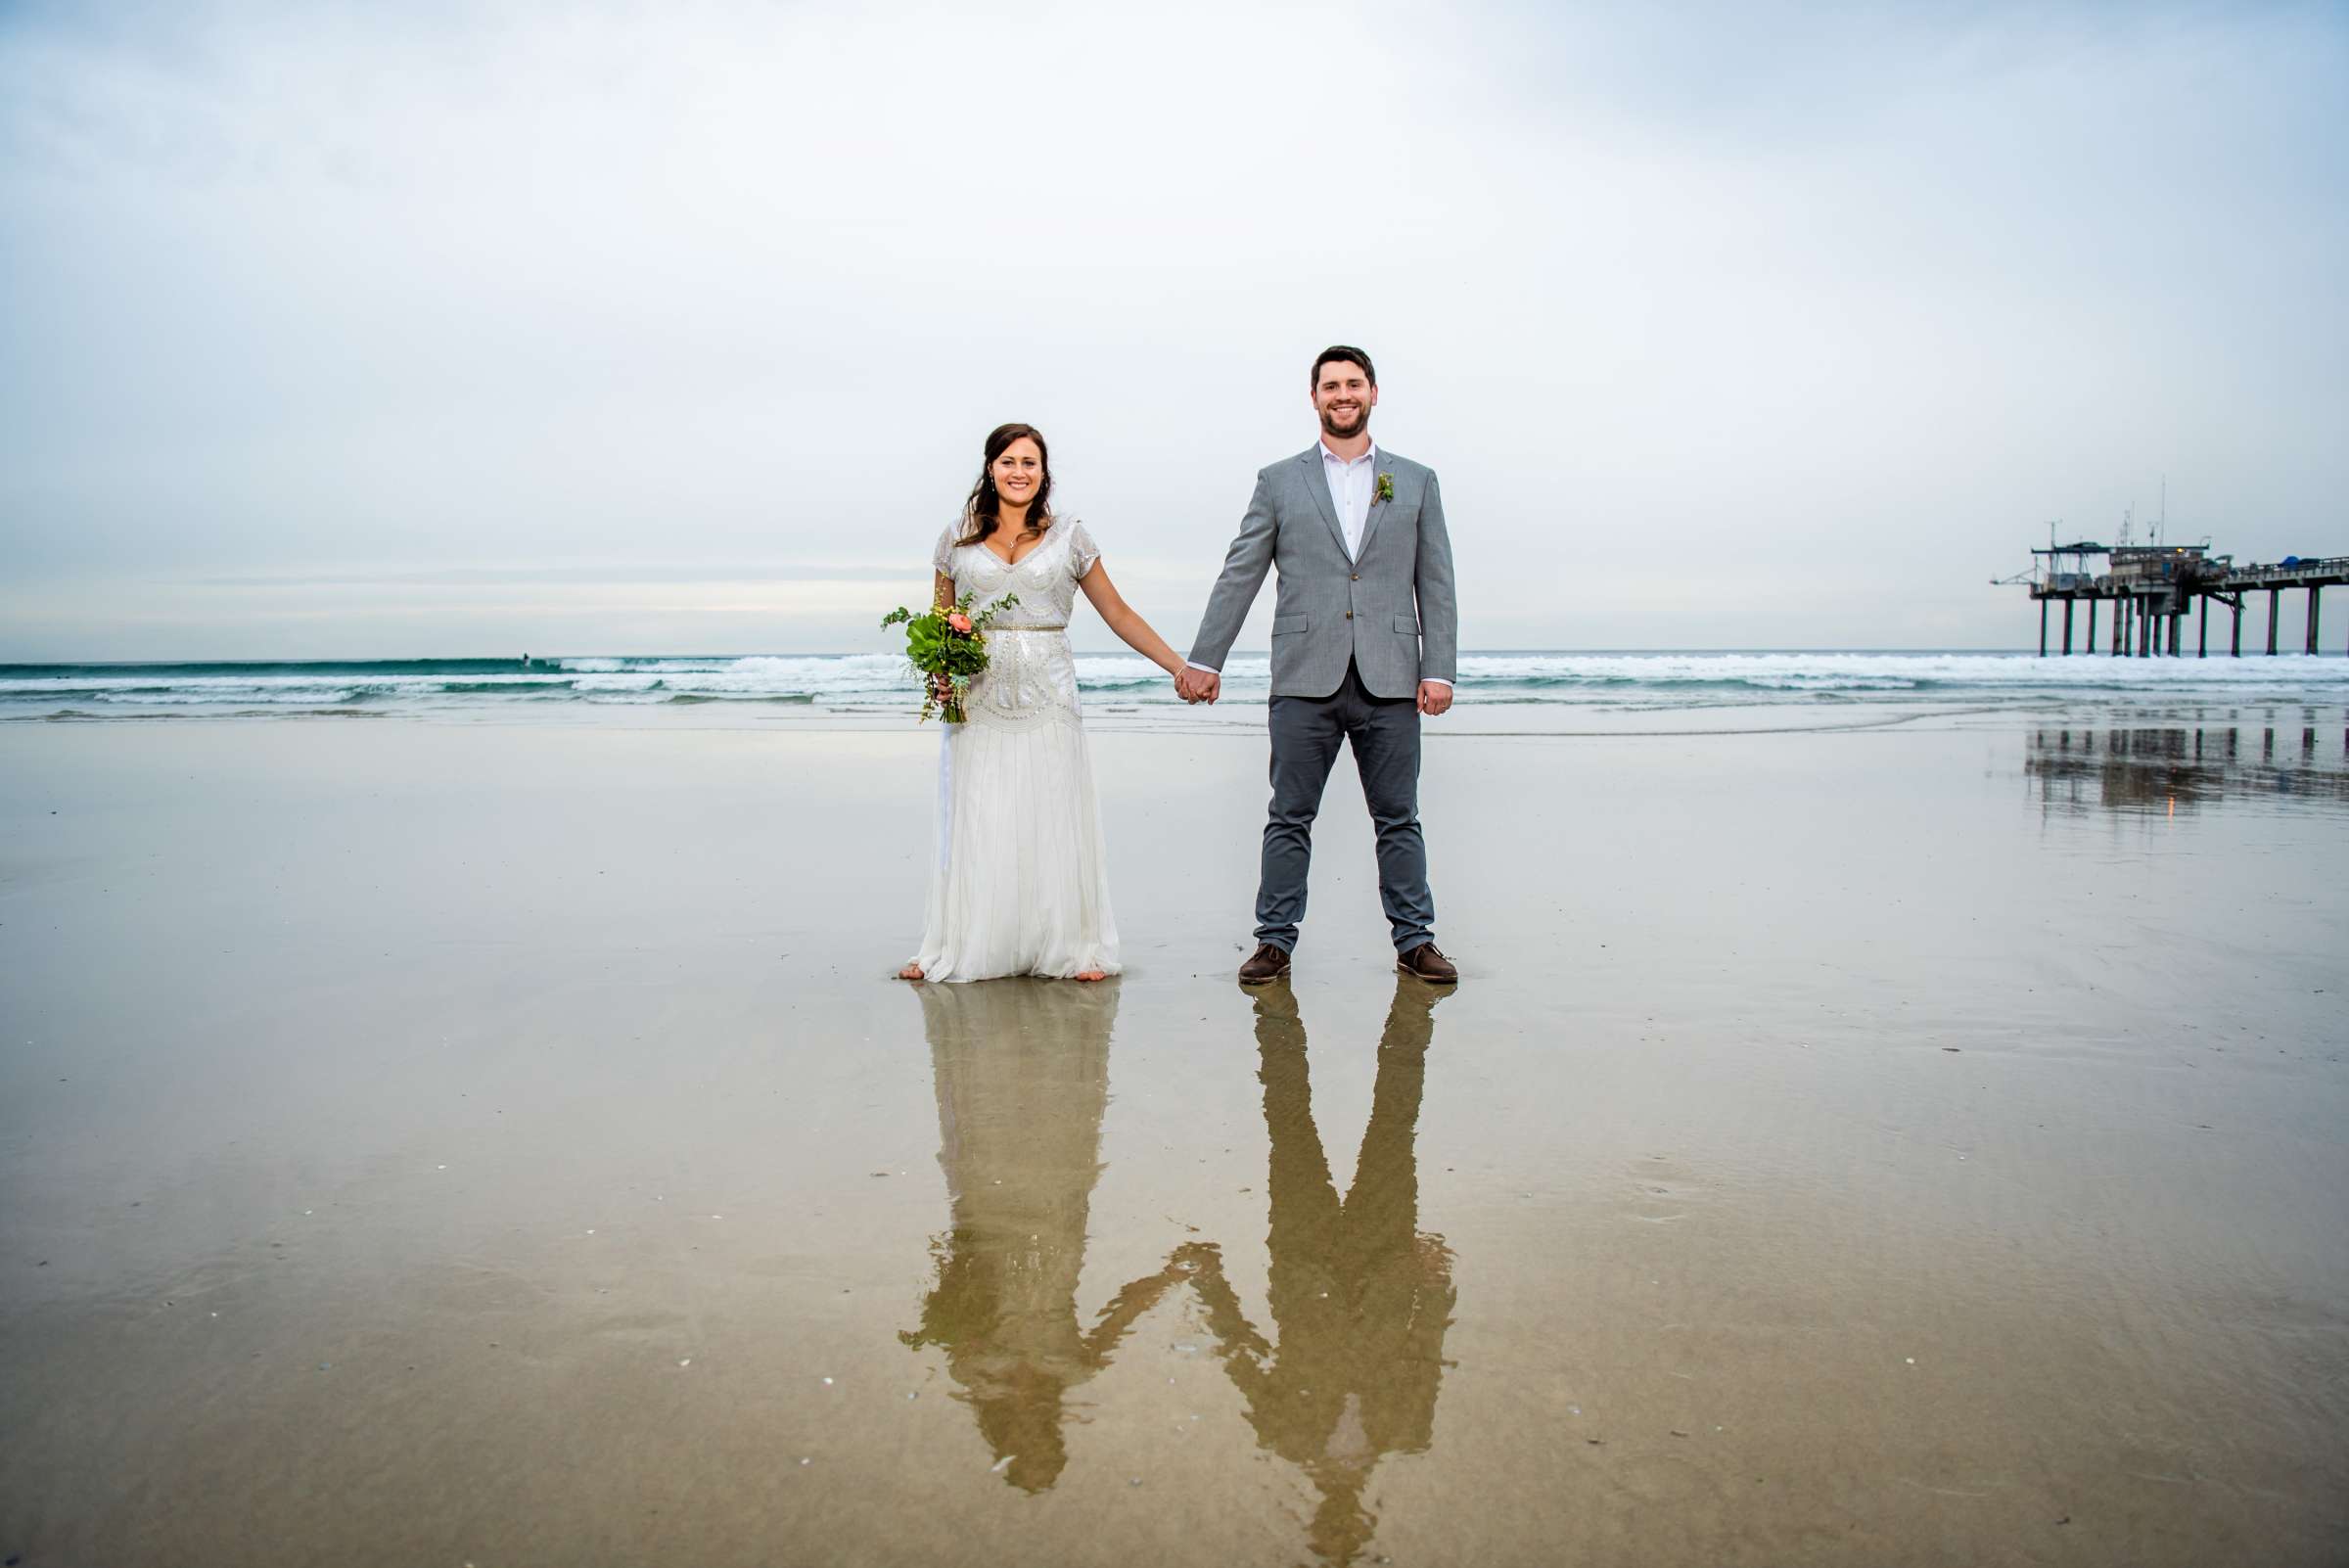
[1177,346,1459,985]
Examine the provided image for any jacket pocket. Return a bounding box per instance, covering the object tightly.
[1393,614,1420,634]
[1271,614,1310,636]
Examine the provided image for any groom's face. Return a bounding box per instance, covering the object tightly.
[1313,364,1377,438]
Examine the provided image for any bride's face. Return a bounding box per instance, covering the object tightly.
[991,438,1044,509]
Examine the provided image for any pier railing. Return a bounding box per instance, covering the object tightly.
[2219,556,2349,590]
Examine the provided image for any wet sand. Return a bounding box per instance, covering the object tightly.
[3,709,2346,1566]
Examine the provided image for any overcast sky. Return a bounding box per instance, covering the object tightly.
[3,0,2343,659]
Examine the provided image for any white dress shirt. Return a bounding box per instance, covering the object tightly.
[1322,439,1380,561]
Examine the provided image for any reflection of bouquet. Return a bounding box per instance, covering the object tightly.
[880,591,1020,723]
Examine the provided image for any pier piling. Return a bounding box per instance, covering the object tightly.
[2269,588,2280,655]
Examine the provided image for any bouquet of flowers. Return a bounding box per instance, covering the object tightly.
[880,591,1020,723]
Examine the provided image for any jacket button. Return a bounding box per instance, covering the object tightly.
[1351,574,1359,581]
[1345,611,1354,620]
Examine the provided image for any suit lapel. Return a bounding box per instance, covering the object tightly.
[1297,447,1351,561]
[1356,445,1393,561]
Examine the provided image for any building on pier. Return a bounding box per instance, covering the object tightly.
[2011,539,2348,657]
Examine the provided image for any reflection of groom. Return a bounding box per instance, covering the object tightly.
[1177,346,1460,984]
[1184,974,1457,1566]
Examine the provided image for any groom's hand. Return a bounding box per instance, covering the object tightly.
[1417,680,1453,716]
[1175,668,1221,705]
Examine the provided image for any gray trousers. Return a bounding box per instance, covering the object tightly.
[1257,662,1435,954]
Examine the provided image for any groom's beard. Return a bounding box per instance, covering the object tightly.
[1319,405,1369,439]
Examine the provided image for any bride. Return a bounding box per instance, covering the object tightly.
[899,423,1191,983]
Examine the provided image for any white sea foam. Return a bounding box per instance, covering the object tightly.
[4,651,2345,718]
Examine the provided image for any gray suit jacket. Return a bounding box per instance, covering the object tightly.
[1188,445,1457,700]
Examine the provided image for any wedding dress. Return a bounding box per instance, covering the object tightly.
[909,518,1122,982]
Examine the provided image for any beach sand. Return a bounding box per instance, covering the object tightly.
[3,707,2346,1566]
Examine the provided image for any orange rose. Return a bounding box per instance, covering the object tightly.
[946,613,972,633]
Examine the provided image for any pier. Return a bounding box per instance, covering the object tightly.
[2016,541,2349,658]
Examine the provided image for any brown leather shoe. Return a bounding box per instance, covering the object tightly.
[1397,943,1458,983]
[1237,943,1293,984]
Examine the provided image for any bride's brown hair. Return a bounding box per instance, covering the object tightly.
[955,423,1054,550]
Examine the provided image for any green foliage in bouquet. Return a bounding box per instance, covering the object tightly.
[879,591,1020,722]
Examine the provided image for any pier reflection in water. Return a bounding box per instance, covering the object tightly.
[2026,711,2349,816]
[901,974,1454,1565]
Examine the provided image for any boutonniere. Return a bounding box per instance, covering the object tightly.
[1375,472,1395,503]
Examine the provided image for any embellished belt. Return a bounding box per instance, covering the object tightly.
[994,623,1067,632]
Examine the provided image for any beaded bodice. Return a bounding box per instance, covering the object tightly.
[942,520,1094,629]
[934,519,1099,732]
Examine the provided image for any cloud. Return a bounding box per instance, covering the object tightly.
[3,0,2344,656]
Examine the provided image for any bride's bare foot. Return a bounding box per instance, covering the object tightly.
[1075,969,1107,982]
[898,962,926,981]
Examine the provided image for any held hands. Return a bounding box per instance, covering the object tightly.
[1174,667,1221,705]
[1169,669,1437,709]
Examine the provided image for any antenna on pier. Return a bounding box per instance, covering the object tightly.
[2117,505,2134,549]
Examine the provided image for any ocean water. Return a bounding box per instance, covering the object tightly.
[3,651,2347,721]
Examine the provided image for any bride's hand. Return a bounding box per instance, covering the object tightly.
[931,673,953,705]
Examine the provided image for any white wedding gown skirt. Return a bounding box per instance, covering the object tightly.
[910,523,1123,982]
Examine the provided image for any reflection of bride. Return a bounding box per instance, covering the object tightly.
[899,978,1192,1491]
